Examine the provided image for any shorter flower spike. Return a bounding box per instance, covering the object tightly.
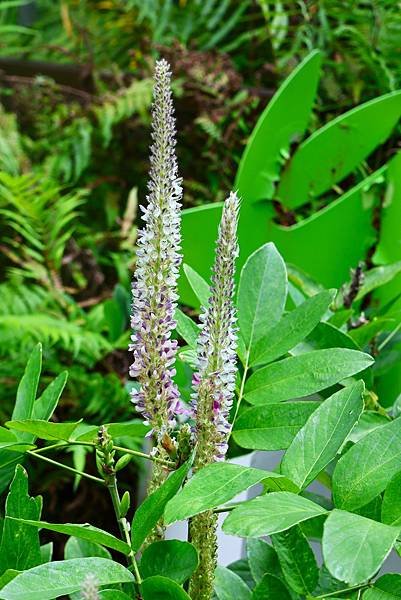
[189,191,240,600]
[191,191,240,467]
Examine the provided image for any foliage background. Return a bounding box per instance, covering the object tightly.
[1,0,401,544]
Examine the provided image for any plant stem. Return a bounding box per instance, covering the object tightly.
[213,502,240,514]
[312,583,370,598]
[30,440,175,468]
[27,450,104,484]
[113,444,174,468]
[107,476,142,586]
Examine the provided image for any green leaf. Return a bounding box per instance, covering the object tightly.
[64,537,111,560]
[12,344,42,426]
[40,543,53,564]
[235,50,321,203]
[246,539,280,584]
[74,420,149,442]
[251,574,292,600]
[164,463,288,524]
[233,401,320,451]
[356,262,401,301]
[333,417,401,510]
[277,90,401,208]
[214,566,252,600]
[245,348,373,405]
[141,576,191,600]
[227,559,254,590]
[223,492,327,538]
[0,432,34,454]
[175,309,199,348]
[0,558,134,600]
[0,465,42,576]
[183,264,210,307]
[381,471,401,526]
[98,592,132,600]
[250,290,335,367]
[0,572,19,592]
[281,382,364,489]
[6,420,81,442]
[322,510,398,585]
[238,243,287,351]
[8,520,130,555]
[140,540,198,584]
[132,457,192,552]
[32,371,68,422]
[271,525,318,595]
[364,574,401,599]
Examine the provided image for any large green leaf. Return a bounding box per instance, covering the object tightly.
[141,576,191,600]
[164,463,288,524]
[235,50,321,203]
[237,243,287,351]
[6,420,81,442]
[246,539,280,584]
[364,574,401,599]
[232,401,320,451]
[245,348,373,405]
[381,471,401,527]
[214,566,252,600]
[251,574,292,600]
[333,417,401,510]
[12,344,42,426]
[64,537,111,560]
[269,168,383,288]
[32,371,68,422]
[277,90,401,208]
[140,541,198,584]
[132,458,192,552]
[222,492,327,538]
[98,592,131,600]
[271,525,318,595]
[8,519,130,555]
[74,420,149,442]
[0,558,134,600]
[175,309,199,348]
[183,264,210,307]
[0,465,42,576]
[322,510,398,585]
[250,289,335,367]
[281,382,364,489]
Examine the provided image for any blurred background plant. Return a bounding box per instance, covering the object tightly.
[2,0,401,536]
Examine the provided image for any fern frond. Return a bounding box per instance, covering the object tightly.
[0,171,87,281]
[0,314,111,360]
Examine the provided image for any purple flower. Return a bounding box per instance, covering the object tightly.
[191,191,240,465]
[129,59,182,440]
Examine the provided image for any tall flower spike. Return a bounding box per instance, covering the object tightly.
[189,191,240,600]
[129,59,182,487]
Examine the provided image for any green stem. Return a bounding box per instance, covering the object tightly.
[213,502,240,514]
[113,445,174,468]
[27,450,104,484]
[312,583,371,598]
[31,440,175,468]
[107,476,142,586]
